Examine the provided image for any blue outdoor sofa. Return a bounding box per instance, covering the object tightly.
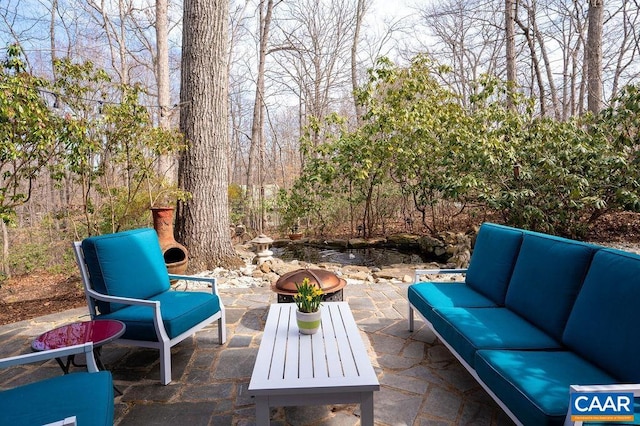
[408,222,640,426]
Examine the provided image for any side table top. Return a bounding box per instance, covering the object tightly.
[249,302,379,396]
[32,319,126,351]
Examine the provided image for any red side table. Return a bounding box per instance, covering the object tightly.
[32,319,125,373]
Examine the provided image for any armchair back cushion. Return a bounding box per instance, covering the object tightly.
[465,223,524,304]
[563,248,640,382]
[81,228,170,313]
[504,234,596,341]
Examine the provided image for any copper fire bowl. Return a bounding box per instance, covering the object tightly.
[271,268,347,296]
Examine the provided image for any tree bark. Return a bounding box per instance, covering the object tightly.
[351,0,366,119]
[155,0,175,184]
[177,0,242,270]
[586,0,604,114]
[505,0,517,110]
[248,0,274,233]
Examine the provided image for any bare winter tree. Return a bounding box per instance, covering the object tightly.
[417,0,504,107]
[271,0,358,147]
[505,0,517,110]
[586,0,604,114]
[177,0,242,269]
[155,0,175,182]
[247,0,276,232]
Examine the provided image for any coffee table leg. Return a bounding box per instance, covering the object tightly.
[255,397,270,426]
[360,392,374,426]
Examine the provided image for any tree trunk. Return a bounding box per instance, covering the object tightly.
[177,0,242,270]
[155,0,175,184]
[505,0,517,110]
[351,0,366,119]
[586,0,604,114]
[1,221,9,278]
[249,0,274,233]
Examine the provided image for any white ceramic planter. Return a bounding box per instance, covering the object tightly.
[296,309,321,335]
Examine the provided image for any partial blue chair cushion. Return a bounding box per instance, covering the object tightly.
[505,233,597,341]
[475,350,618,426]
[564,249,640,383]
[1,371,113,426]
[98,290,221,341]
[82,228,171,313]
[465,223,524,304]
[431,307,561,367]
[407,283,497,325]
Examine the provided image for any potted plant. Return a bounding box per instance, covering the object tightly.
[289,222,303,240]
[293,278,323,334]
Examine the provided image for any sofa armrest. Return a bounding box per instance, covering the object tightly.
[414,268,468,283]
[0,343,98,373]
[570,383,640,396]
[43,416,77,426]
[564,384,640,426]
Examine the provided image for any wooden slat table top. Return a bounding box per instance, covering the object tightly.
[248,302,380,396]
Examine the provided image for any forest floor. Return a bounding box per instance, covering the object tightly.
[1,211,640,326]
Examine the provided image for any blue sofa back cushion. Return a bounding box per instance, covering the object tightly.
[82,228,170,313]
[465,223,523,304]
[0,371,113,426]
[475,350,618,426]
[98,290,221,340]
[505,233,597,341]
[563,249,640,383]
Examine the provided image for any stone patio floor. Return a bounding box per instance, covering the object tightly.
[0,281,515,425]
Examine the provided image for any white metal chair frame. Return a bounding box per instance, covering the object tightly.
[72,242,226,385]
[0,343,100,426]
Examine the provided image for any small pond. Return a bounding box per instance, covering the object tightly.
[271,245,432,268]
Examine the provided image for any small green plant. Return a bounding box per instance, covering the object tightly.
[293,278,323,313]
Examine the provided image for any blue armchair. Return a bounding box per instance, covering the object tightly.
[73,228,226,385]
[0,343,113,425]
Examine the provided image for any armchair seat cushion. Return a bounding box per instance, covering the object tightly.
[1,371,113,426]
[431,307,562,367]
[475,350,618,426]
[98,290,221,341]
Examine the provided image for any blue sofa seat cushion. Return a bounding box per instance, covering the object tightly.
[465,223,523,304]
[505,233,597,341]
[431,307,562,367]
[0,371,113,426]
[475,350,619,426]
[98,290,221,341]
[408,283,497,325]
[81,228,171,313]
[563,249,640,383]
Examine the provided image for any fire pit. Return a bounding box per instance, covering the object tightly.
[272,268,347,303]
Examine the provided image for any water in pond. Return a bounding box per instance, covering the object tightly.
[271,245,431,267]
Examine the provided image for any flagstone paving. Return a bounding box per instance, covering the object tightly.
[0,281,514,425]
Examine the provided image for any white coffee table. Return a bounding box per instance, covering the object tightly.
[248,302,380,425]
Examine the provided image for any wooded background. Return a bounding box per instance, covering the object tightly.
[0,0,638,276]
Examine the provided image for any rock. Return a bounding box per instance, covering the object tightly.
[342,265,370,275]
[386,233,420,246]
[348,238,368,248]
[418,235,444,252]
[259,262,271,273]
[345,271,370,281]
[373,267,414,281]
